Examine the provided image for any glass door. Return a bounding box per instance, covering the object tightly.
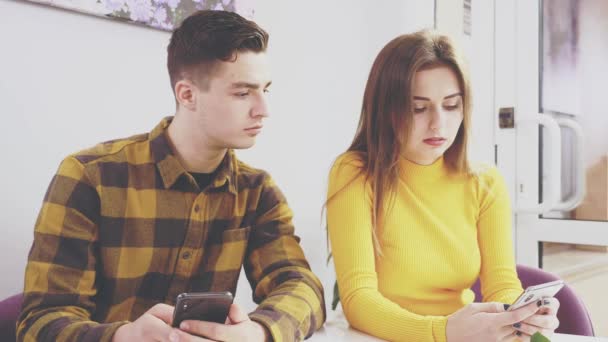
[494,0,608,336]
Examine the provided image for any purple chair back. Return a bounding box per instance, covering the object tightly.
[0,293,23,342]
[471,264,595,336]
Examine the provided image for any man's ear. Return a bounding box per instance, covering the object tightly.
[174,79,198,111]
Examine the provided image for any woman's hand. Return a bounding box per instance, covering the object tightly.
[510,297,560,340]
[446,301,540,342]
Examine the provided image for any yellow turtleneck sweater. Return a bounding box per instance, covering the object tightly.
[326,153,523,342]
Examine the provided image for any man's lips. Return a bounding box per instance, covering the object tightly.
[244,125,263,135]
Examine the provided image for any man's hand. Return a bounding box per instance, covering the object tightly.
[112,303,175,342]
[169,303,268,342]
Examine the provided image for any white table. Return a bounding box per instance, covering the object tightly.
[309,312,607,342]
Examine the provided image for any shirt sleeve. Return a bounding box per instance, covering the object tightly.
[245,173,326,342]
[326,155,447,342]
[17,156,127,342]
[476,166,524,304]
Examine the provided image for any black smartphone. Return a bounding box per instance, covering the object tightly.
[172,291,234,328]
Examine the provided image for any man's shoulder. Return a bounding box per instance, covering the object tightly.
[234,158,273,190]
[69,132,150,166]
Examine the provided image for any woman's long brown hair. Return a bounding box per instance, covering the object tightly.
[328,30,473,254]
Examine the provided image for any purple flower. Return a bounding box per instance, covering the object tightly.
[222,0,231,6]
[213,3,223,10]
[167,0,180,10]
[192,0,204,3]
[128,0,154,22]
[102,0,125,12]
[153,6,167,23]
[153,0,167,4]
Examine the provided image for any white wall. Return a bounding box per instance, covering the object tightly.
[435,0,497,165]
[0,0,435,308]
[0,0,174,298]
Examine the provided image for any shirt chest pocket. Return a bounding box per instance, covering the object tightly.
[203,226,251,273]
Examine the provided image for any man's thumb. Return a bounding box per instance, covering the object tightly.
[227,303,249,324]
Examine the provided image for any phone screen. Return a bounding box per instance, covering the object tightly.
[172,291,234,327]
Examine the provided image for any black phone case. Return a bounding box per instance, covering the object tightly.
[172,291,234,328]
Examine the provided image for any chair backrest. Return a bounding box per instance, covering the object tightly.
[0,293,23,342]
[470,264,595,336]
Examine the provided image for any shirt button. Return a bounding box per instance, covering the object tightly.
[182,251,191,260]
[194,204,200,213]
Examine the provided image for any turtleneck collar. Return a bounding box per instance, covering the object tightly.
[399,156,448,181]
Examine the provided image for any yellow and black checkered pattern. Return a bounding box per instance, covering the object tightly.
[17,117,326,342]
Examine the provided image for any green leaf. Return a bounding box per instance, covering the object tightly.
[331,281,341,310]
[531,332,551,342]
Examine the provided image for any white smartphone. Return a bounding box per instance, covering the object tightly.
[507,280,564,311]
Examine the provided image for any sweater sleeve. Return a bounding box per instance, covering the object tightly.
[476,166,524,305]
[326,155,447,342]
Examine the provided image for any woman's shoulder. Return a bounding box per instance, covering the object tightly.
[328,151,367,194]
[468,162,508,199]
[331,151,366,175]
[469,162,502,182]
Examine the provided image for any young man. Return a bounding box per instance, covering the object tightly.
[17,10,325,342]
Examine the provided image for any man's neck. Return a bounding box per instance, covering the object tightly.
[167,114,227,173]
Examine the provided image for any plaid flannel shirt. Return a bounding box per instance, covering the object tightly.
[17,117,326,342]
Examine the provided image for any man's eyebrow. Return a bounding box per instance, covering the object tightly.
[230,81,272,89]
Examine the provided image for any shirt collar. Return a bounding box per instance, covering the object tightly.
[149,116,237,194]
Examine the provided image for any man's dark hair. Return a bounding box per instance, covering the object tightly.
[167,10,269,92]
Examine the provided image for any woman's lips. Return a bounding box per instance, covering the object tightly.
[423,138,446,147]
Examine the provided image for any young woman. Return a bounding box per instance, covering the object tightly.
[326,30,560,342]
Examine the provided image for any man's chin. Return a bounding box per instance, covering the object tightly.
[228,140,256,150]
